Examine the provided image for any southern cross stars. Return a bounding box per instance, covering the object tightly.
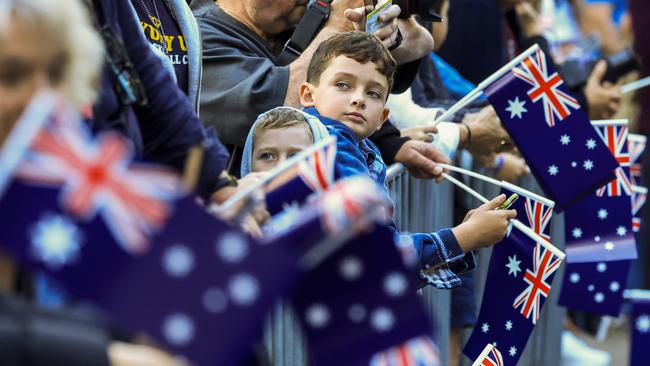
[598,209,608,220]
[586,139,597,149]
[509,346,517,357]
[506,255,522,277]
[572,227,583,239]
[506,97,527,119]
[481,322,490,333]
[548,165,559,176]
[583,160,594,170]
[505,320,513,331]
[616,226,627,237]
[637,315,650,333]
[560,134,571,145]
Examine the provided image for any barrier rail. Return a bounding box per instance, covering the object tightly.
[263,164,564,365]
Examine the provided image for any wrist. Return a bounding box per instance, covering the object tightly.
[460,123,471,149]
[452,222,478,253]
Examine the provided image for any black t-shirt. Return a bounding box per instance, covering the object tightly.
[132,0,189,93]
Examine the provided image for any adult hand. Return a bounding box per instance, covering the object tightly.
[108,342,180,366]
[462,106,513,158]
[514,1,542,38]
[584,60,621,119]
[401,124,438,142]
[453,194,517,252]
[394,139,449,181]
[495,152,530,183]
[343,3,434,63]
[326,0,364,32]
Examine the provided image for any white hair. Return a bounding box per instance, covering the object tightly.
[0,0,104,110]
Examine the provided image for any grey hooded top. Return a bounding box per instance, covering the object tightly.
[240,107,330,177]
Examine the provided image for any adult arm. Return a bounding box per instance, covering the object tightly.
[575,0,623,55]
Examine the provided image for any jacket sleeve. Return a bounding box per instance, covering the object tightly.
[405,230,476,289]
[116,0,230,198]
[368,121,410,166]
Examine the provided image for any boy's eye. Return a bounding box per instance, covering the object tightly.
[335,82,350,89]
[259,152,276,161]
[367,90,382,99]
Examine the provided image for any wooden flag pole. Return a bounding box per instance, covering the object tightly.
[216,136,335,212]
[434,44,540,124]
[441,172,566,259]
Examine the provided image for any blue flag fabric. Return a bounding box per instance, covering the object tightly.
[463,187,563,365]
[264,139,336,215]
[0,96,302,365]
[290,225,439,366]
[630,296,650,366]
[558,260,630,316]
[483,48,618,210]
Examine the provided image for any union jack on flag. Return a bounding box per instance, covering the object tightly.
[512,48,580,128]
[524,197,553,242]
[318,176,390,235]
[593,121,632,197]
[298,137,336,191]
[632,185,647,233]
[513,243,562,324]
[629,134,646,186]
[15,113,180,254]
[370,336,441,366]
[472,344,503,366]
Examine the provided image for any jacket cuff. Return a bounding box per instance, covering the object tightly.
[369,122,410,165]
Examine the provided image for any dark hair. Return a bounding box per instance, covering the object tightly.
[306,31,396,93]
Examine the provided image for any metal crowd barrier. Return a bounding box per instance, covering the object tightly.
[263,164,564,365]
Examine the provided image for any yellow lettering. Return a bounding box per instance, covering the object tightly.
[164,35,175,52]
[178,35,187,52]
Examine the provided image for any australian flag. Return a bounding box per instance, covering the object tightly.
[629,133,646,186]
[472,343,504,366]
[632,185,647,233]
[463,185,563,365]
[483,47,618,210]
[629,291,650,366]
[0,93,302,365]
[264,137,336,216]
[290,224,440,366]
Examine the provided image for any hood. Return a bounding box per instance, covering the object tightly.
[240,106,330,176]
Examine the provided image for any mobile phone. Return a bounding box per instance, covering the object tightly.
[497,194,519,210]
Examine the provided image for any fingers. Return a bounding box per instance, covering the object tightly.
[589,60,608,84]
[503,209,518,220]
[344,7,365,30]
[484,193,506,210]
[419,124,439,134]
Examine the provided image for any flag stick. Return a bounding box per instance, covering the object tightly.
[621,75,650,94]
[596,316,612,342]
[437,163,503,187]
[633,185,648,194]
[217,136,335,212]
[591,119,628,127]
[434,44,540,124]
[441,172,566,259]
[472,344,497,366]
[624,289,650,300]
[437,163,555,207]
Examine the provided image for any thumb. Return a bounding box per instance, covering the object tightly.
[589,60,608,85]
[344,7,366,23]
[484,194,507,211]
[503,209,518,220]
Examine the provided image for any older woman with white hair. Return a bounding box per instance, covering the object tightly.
[0,1,181,365]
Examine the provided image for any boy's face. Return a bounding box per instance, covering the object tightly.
[252,125,313,172]
[299,55,390,140]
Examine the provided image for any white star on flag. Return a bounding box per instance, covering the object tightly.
[583,160,594,170]
[548,165,559,176]
[604,242,615,251]
[598,209,608,220]
[637,315,650,333]
[505,320,513,331]
[509,346,517,357]
[571,227,583,239]
[506,255,522,277]
[616,226,627,237]
[560,134,571,145]
[30,214,83,268]
[481,322,490,333]
[586,139,597,149]
[506,97,528,119]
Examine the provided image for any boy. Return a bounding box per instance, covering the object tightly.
[297,31,517,288]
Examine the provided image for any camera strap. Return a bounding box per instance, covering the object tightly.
[276,0,333,66]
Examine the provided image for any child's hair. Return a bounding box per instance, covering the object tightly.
[306,31,397,93]
[254,107,313,140]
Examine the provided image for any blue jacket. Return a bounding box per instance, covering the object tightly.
[303,107,475,288]
[91,0,229,198]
